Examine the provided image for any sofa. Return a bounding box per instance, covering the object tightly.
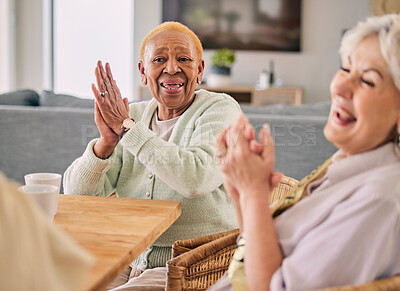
[0,89,337,193]
[240,102,337,180]
[0,90,97,192]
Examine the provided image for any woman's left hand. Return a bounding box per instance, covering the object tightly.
[92,60,130,135]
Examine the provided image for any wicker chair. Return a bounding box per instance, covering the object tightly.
[166,176,297,290]
[166,176,400,291]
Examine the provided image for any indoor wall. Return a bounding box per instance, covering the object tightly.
[10,0,370,103]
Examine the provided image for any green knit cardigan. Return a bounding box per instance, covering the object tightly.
[64,89,241,268]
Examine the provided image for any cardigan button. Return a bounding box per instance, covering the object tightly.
[145,192,150,197]
[148,174,153,179]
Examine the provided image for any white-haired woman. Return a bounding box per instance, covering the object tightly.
[212,14,400,290]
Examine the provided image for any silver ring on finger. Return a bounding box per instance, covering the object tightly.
[100,91,108,97]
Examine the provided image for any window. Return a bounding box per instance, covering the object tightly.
[0,0,15,93]
[52,0,134,99]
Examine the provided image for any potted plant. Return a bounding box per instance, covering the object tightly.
[207,48,236,87]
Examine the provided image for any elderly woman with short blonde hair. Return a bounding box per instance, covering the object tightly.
[64,22,240,290]
[212,14,400,290]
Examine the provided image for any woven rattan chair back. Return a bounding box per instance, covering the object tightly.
[166,176,298,290]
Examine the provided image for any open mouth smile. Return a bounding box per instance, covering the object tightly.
[161,83,184,89]
[333,105,357,125]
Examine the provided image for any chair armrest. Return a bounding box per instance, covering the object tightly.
[172,228,240,258]
[167,229,240,290]
[268,175,298,204]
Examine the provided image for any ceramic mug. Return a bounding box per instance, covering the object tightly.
[18,184,59,221]
[24,173,62,212]
[24,173,62,193]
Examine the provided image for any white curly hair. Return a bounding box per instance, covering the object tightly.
[340,14,400,91]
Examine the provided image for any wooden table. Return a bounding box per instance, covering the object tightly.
[54,195,181,291]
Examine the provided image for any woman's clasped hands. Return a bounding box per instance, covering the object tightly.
[215,114,282,203]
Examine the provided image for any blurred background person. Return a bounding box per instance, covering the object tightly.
[213,13,400,291]
[0,173,92,291]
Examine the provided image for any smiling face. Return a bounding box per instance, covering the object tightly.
[324,34,400,157]
[138,30,204,120]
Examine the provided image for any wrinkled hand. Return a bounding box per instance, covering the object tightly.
[215,114,281,201]
[94,102,118,141]
[93,102,119,159]
[92,60,130,135]
[215,126,253,202]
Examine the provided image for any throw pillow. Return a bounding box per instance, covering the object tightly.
[40,90,93,108]
[0,89,40,106]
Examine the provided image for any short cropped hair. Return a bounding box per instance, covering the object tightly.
[139,21,203,61]
[340,14,400,91]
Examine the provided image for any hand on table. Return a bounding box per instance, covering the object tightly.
[92,60,130,135]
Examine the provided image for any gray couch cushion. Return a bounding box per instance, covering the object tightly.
[241,101,331,117]
[40,90,93,108]
[0,89,39,106]
[239,102,335,179]
[246,113,337,180]
[0,105,97,192]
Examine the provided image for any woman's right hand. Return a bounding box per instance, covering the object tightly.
[92,61,130,135]
[93,101,119,159]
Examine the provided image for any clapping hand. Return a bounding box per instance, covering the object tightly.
[91,61,130,159]
[92,60,130,135]
[215,114,281,202]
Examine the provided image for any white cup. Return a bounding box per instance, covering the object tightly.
[24,173,62,213]
[24,173,62,193]
[18,184,59,221]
